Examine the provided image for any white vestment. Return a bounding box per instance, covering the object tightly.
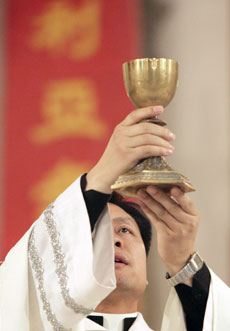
[0,176,230,331]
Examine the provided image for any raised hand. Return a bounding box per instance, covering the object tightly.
[138,186,200,286]
[86,106,175,193]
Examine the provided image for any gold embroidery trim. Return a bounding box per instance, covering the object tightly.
[43,204,93,315]
[29,230,71,331]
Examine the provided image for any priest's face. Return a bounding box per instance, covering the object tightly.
[109,203,147,296]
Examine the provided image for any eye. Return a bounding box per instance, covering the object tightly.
[119,227,131,234]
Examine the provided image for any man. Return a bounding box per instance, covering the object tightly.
[0,106,230,331]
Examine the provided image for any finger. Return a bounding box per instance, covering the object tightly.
[133,145,174,159]
[122,106,164,126]
[138,200,172,233]
[138,190,179,231]
[145,186,190,223]
[126,122,175,142]
[127,134,174,150]
[170,187,198,216]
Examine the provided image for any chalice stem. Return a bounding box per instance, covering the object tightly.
[143,116,167,126]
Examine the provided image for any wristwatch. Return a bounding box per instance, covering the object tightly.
[166,252,204,286]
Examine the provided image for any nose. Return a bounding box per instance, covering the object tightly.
[114,234,123,248]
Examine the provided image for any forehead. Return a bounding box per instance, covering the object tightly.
[108,203,140,232]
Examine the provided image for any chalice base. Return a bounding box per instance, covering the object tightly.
[111,156,195,197]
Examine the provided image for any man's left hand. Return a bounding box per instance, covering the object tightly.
[137,186,200,286]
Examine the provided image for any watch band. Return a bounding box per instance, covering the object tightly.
[166,252,204,286]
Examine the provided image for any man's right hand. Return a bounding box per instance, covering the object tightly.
[86,106,175,193]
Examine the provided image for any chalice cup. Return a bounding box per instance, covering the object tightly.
[111,58,195,197]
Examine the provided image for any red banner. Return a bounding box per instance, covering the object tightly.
[2,0,140,258]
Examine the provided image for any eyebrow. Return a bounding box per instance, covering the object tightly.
[112,217,137,229]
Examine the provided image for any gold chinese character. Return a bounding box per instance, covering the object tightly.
[29,78,108,144]
[29,159,91,215]
[30,0,101,59]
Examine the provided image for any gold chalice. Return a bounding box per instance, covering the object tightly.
[111,58,195,197]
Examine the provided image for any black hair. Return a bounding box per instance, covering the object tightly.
[109,192,152,256]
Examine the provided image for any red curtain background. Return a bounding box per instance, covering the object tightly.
[2,0,140,258]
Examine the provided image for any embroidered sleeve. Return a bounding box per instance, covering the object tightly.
[28,176,116,331]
